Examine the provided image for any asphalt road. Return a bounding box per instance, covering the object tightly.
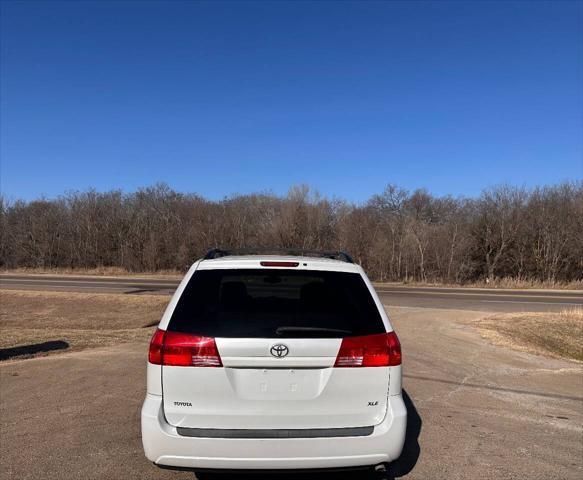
[1,273,581,312]
[1,307,581,479]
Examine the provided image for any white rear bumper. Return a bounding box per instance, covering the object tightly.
[141,393,407,470]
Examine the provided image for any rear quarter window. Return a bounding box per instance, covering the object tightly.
[168,269,385,338]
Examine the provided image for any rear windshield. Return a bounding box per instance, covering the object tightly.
[168,269,385,338]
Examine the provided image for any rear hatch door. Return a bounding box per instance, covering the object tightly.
[162,267,390,430]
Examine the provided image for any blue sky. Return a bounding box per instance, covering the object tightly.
[1,0,582,202]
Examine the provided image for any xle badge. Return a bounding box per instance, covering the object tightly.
[368,401,379,406]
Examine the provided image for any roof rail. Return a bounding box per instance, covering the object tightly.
[203,248,354,264]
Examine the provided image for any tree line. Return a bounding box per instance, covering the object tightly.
[1,182,581,283]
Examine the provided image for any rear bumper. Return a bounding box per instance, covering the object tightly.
[141,393,407,470]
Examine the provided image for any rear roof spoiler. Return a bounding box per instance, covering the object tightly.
[203,248,354,264]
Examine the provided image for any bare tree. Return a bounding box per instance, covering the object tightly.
[1,181,581,283]
[472,186,527,281]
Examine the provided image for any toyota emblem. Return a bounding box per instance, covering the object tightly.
[270,344,289,358]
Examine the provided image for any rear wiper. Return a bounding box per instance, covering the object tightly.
[275,326,353,337]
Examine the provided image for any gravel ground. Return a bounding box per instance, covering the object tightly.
[1,304,581,479]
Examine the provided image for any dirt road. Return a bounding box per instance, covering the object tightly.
[1,306,581,479]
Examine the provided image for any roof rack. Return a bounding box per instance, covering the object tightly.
[203,248,354,264]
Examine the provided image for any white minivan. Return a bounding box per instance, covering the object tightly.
[141,249,406,473]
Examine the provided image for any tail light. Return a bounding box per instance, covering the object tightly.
[334,332,401,367]
[148,329,222,367]
[148,328,165,364]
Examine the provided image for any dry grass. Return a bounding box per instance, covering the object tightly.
[377,278,583,290]
[0,267,183,279]
[476,308,583,362]
[468,277,583,290]
[0,289,169,360]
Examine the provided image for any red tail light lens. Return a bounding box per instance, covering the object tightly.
[162,331,222,367]
[148,328,165,364]
[334,332,401,367]
[148,329,222,367]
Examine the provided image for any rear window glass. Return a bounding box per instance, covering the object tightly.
[168,269,385,338]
